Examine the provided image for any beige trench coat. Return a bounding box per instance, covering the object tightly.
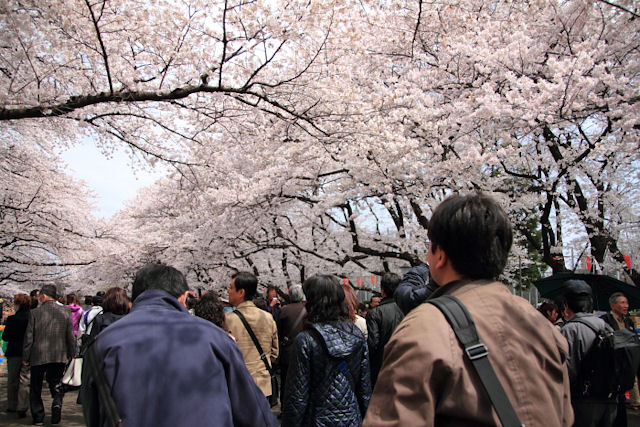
[364,280,573,427]
[225,301,279,396]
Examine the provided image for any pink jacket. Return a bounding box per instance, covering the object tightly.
[66,303,84,336]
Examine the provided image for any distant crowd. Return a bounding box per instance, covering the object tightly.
[2,193,639,427]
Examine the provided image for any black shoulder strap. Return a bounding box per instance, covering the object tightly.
[567,317,601,335]
[233,310,273,374]
[428,295,523,427]
[83,339,122,427]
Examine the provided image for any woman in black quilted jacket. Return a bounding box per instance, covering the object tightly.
[281,274,371,426]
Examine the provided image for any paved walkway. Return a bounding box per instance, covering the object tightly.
[0,359,85,427]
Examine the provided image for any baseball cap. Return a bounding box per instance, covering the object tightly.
[563,280,592,298]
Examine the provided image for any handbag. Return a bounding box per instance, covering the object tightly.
[61,357,83,390]
[233,310,279,407]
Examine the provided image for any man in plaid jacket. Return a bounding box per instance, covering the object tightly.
[22,284,75,425]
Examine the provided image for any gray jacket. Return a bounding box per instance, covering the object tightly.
[23,300,75,365]
[561,313,613,385]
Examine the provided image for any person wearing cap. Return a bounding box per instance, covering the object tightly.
[81,264,276,427]
[561,279,617,426]
[22,284,76,425]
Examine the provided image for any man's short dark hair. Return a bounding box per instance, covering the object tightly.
[232,271,258,301]
[381,273,402,297]
[609,292,625,306]
[132,264,188,301]
[427,193,513,280]
[565,295,593,314]
[40,284,57,300]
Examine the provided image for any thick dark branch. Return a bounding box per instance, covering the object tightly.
[411,0,423,58]
[0,85,254,120]
[2,254,95,268]
[409,198,430,230]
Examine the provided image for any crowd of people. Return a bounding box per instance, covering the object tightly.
[1,192,639,427]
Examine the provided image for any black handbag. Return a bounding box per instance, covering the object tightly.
[233,310,279,407]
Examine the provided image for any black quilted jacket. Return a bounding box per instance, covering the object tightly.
[282,321,371,426]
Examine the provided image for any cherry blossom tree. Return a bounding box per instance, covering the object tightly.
[0,137,101,289]
[2,0,638,290]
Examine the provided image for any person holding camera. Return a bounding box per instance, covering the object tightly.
[265,285,282,321]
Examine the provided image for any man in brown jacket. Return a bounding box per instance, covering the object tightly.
[364,193,573,426]
[22,284,75,425]
[225,272,279,401]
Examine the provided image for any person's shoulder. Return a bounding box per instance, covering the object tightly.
[566,314,608,331]
[279,302,301,316]
[368,304,384,315]
[293,328,320,351]
[190,315,235,340]
[392,301,449,340]
[254,304,276,322]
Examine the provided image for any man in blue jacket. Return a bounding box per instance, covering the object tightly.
[394,263,438,315]
[81,263,277,427]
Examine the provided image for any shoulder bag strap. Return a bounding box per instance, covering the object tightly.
[233,310,273,374]
[428,295,523,427]
[567,317,600,335]
[83,339,122,427]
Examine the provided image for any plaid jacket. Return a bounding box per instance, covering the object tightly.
[23,300,75,365]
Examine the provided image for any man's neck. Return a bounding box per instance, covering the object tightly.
[612,311,625,322]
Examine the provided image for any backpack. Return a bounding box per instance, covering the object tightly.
[569,318,640,399]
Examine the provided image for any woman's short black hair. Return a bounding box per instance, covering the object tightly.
[303,275,349,323]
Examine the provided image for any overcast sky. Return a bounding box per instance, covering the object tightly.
[59,141,166,218]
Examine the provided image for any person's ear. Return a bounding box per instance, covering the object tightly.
[431,246,448,270]
[238,288,246,301]
[177,291,189,308]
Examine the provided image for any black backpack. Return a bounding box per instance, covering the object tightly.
[569,318,640,399]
